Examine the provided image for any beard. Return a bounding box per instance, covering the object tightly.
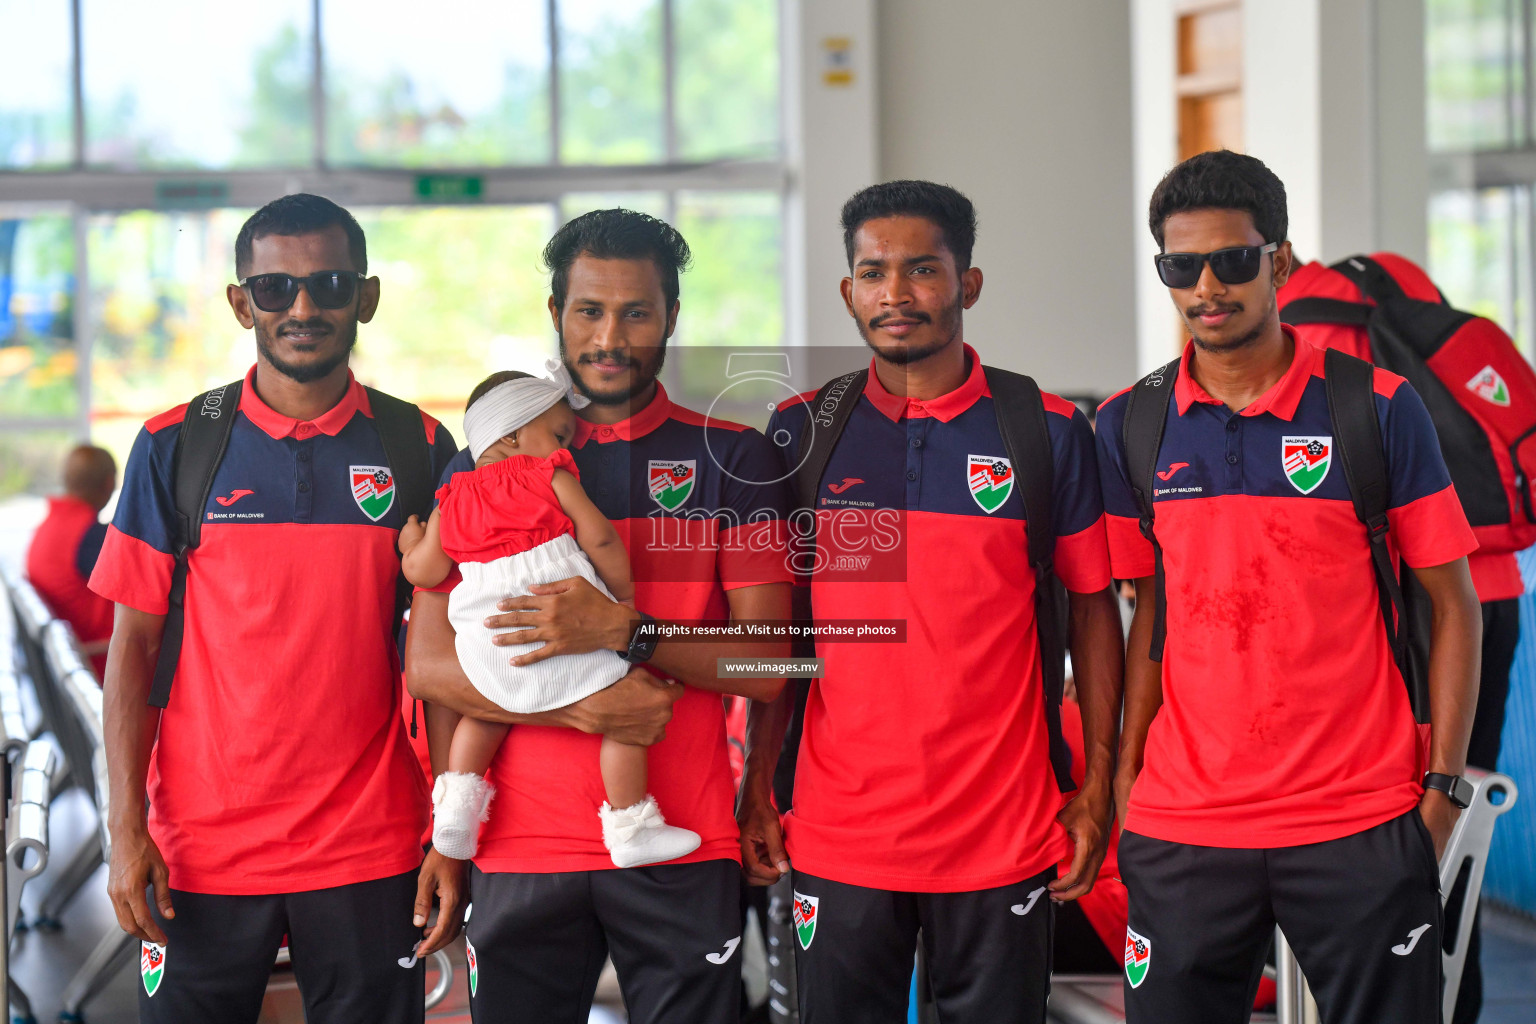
[1185,290,1276,355]
[255,317,357,384]
[559,333,667,406]
[855,292,964,366]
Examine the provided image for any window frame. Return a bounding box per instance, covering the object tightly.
[0,0,788,453]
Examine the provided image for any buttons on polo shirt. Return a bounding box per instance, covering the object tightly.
[298,481,310,492]
[600,427,614,438]
[297,449,310,462]
[1225,453,1238,465]
[295,424,318,440]
[1226,419,1240,432]
[911,438,923,448]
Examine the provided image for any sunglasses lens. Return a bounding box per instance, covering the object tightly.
[1209,247,1262,285]
[248,275,297,312]
[307,272,357,309]
[1156,254,1203,289]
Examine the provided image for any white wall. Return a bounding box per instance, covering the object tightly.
[1131,0,1428,372]
[814,0,1141,396]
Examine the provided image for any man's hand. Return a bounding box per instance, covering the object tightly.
[1050,782,1112,903]
[737,788,790,886]
[413,848,468,955]
[398,514,426,556]
[1418,788,1461,863]
[564,667,681,745]
[488,576,636,666]
[107,825,174,943]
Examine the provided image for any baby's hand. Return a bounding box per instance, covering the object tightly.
[398,515,425,555]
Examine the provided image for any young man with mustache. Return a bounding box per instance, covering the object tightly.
[406,209,793,1023]
[90,194,462,1022]
[1096,150,1482,1024]
[737,180,1125,1024]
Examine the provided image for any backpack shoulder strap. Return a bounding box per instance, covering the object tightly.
[1323,347,1428,721]
[149,380,243,707]
[983,367,1054,570]
[1279,296,1375,327]
[1121,360,1178,661]
[364,386,436,628]
[983,366,1075,791]
[1329,254,1408,305]
[794,368,868,512]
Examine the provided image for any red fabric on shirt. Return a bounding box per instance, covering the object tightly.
[435,449,576,562]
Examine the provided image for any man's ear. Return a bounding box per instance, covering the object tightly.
[1272,241,1295,289]
[227,282,255,329]
[357,275,381,323]
[547,295,562,333]
[665,300,679,340]
[840,276,856,318]
[961,266,984,309]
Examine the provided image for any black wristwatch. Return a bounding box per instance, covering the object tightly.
[620,612,659,665]
[1422,772,1475,809]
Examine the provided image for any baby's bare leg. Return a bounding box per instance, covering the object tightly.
[448,717,513,777]
[599,736,648,809]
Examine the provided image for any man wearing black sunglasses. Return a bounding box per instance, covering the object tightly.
[90,194,464,1023]
[1095,151,1482,1024]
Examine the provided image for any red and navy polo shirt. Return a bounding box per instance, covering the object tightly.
[1279,253,1522,602]
[1096,332,1477,849]
[766,345,1112,893]
[431,382,792,874]
[89,366,458,896]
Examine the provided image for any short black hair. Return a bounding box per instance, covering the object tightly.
[235,193,368,278]
[467,370,534,411]
[841,180,977,271]
[1147,150,1288,249]
[543,209,692,314]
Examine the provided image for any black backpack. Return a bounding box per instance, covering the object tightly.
[147,380,439,708]
[1121,347,1430,722]
[788,364,1077,792]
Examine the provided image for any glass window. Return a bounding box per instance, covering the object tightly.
[0,1,74,169]
[0,214,76,418]
[1428,186,1534,354]
[82,0,312,168]
[675,0,779,161]
[560,192,669,224]
[0,428,78,503]
[1426,0,1527,151]
[559,0,664,164]
[674,190,781,348]
[348,204,559,431]
[324,0,550,167]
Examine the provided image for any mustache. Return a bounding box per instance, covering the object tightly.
[578,352,640,368]
[277,318,332,336]
[1185,303,1243,318]
[868,310,932,329]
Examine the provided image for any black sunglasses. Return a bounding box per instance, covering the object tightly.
[238,271,366,313]
[1154,243,1278,289]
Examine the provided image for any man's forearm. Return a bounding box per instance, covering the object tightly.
[1118,578,1163,781]
[102,607,164,835]
[1069,587,1124,786]
[740,684,794,803]
[1420,561,1482,777]
[648,636,788,699]
[406,592,583,728]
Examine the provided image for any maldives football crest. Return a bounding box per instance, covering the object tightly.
[1281,436,1331,494]
[141,941,166,997]
[968,454,1014,513]
[648,460,696,510]
[1467,364,1512,406]
[792,891,819,950]
[465,938,478,997]
[350,465,396,521]
[1124,927,1151,988]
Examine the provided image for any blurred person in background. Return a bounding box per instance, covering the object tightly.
[26,444,116,676]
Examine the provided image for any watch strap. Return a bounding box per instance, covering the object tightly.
[1422,772,1474,809]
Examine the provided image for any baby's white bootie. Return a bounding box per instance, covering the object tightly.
[599,795,701,868]
[432,771,494,860]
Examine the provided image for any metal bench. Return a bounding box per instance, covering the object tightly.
[6,743,56,1024]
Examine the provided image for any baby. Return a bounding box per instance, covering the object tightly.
[399,361,699,868]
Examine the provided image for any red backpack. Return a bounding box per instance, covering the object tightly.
[1281,255,1536,557]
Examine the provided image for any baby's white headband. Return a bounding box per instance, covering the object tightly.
[463,358,590,460]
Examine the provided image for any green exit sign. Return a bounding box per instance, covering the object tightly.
[415,175,483,201]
